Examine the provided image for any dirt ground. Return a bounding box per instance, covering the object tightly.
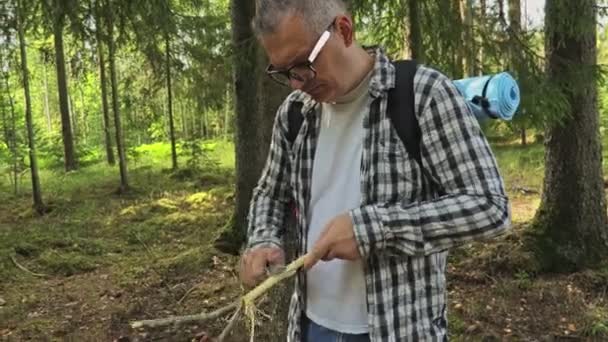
[1,190,607,341]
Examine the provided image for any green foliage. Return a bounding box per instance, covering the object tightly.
[37,250,99,276]
[583,306,608,337]
[491,141,545,189]
[157,247,213,279]
[0,140,233,283]
[181,138,204,171]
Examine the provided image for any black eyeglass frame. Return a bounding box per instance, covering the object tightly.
[265,20,336,87]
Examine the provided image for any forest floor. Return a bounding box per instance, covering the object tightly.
[1,140,608,342]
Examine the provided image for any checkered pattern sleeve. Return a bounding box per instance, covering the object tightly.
[245,100,293,250]
[350,68,512,258]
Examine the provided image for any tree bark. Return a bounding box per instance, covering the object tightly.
[407,0,424,62]
[508,0,526,145]
[461,0,475,76]
[4,71,18,195]
[69,93,78,145]
[452,0,464,78]
[165,31,178,170]
[78,84,88,145]
[219,1,288,246]
[224,88,230,139]
[95,11,116,166]
[17,0,45,214]
[53,10,78,171]
[180,100,187,139]
[218,0,259,253]
[1,88,9,150]
[478,0,487,75]
[532,0,608,271]
[106,0,129,192]
[42,62,52,132]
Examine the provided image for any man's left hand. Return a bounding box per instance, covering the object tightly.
[304,213,361,269]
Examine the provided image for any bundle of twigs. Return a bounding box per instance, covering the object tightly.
[130,256,306,341]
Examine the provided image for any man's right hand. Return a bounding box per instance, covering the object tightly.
[239,247,285,287]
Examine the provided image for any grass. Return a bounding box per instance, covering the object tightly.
[493,141,545,191]
[0,139,235,281]
[1,137,608,340]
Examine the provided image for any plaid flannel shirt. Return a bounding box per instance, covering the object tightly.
[246,47,511,342]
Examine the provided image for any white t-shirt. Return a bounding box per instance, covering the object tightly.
[306,70,373,334]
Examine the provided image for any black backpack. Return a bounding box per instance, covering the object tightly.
[286,60,423,168]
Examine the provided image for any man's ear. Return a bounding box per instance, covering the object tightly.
[334,15,354,47]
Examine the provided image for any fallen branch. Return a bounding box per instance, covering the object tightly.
[130,302,238,329]
[130,255,307,340]
[177,281,205,305]
[10,255,48,278]
[217,303,242,342]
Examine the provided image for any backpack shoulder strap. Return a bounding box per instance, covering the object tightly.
[389,60,446,196]
[388,60,421,165]
[286,102,304,145]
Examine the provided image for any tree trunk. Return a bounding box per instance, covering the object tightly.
[53,12,78,171]
[218,0,259,253]
[95,8,116,166]
[191,101,197,139]
[531,0,608,271]
[224,88,230,139]
[78,84,88,145]
[17,1,44,214]
[478,0,487,75]
[256,52,288,162]
[4,73,18,195]
[217,3,292,340]
[407,0,424,62]
[461,0,475,76]
[509,0,525,145]
[1,91,9,150]
[180,100,187,139]
[165,32,178,170]
[452,0,464,78]
[42,62,52,132]
[222,0,290,251]
[106,1,129,192]
[69,93,78,145]
[203,108,208,138]
[508,0,522,72]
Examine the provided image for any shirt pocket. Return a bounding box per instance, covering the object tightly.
[376,137,419,204]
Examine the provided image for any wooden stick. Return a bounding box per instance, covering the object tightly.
[130,255,307,331]
[177,281,204,305]
[242,256,305,305]
[217,304,242,342]
[130,302,238,329]
[10,255,48,278]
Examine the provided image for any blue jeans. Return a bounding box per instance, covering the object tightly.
[303,316,370,342]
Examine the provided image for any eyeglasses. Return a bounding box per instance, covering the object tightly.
[266,21,334,87]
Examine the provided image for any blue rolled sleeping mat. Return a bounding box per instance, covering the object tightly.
[453,72,521,121]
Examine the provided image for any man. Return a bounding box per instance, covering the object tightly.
[239,1,511,341]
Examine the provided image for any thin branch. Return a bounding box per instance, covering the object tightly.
[10,255,48,278]
[177,281,204,305]
[242,256,305,305]
[217,304,242,342]
[130,301,239,329]
[130,256,307,332]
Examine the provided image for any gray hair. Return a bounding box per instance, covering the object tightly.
[252,0,349,37]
